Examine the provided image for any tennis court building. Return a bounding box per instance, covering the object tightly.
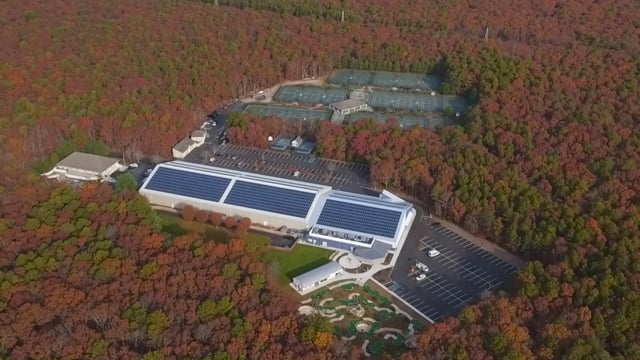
[329,99,369,116]
[140,162,415,256]
[306,190,415,258]
[139,161,332,229]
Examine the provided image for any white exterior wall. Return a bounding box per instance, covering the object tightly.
[339,104,369,115]
[294,269,342,291]
[55,167,99,178]
[140,190,308,229]
[192,135,205,143]
[99,162,122,178]
[172,148,187,159]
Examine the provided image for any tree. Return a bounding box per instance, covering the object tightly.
[195,210,209,223]
[223,216,237,229]
[182,205,196,221]
[115,173,138,192]
[209,212,223,226]
[147,310,170,342]
[235,217,251,236]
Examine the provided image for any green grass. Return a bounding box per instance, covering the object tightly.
[264,244,334,286]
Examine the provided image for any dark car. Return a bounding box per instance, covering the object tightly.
[430,222,441,227]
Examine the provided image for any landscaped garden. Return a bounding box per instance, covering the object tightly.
[299,282,426,357]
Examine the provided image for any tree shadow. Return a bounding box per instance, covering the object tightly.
[162,223,187,237]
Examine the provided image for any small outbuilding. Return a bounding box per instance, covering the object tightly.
[329,99,369,116]
[292,261,343,292]
[191,129,207,144]
[42,152,122,182]
[172,137,201,159]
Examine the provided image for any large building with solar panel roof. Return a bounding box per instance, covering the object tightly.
[306,190,414,259]
[139,161,415,257]
[140,161,331,229]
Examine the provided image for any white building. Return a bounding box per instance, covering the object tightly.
[139,161,332,229]
[306,190,415,259]
[292,261,343,292]
[42,152,122,182]
[329,99,369,116]
[138,162,415,258]
[191,130,207,143]
[172,137,201,159]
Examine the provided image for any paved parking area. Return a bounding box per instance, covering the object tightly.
[385,215,521,322]
[185,143,372,193]
[386,281,443,321]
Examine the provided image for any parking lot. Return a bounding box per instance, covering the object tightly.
[185,143,372,192]
[384,215,520,322]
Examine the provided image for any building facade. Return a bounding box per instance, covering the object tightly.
[329,99,369,116]
[42,152,122,182]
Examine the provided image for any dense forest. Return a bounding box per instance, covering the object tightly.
[1,0,640,359]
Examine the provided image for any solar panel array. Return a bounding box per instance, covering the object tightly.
[368,92,468,114]
[144,167,231,202]
[244,104,332,121]
[224,181,316,218]
[316,199,402,238]
[328,69,444,91]
[274,86,350,105]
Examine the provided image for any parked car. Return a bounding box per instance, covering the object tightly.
[430,222,441,227]
[427,249,441,258]
[416,273,427,281]
[415,261,429,272]
[128,163,139,168]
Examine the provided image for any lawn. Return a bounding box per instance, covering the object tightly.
[264,244,334,286]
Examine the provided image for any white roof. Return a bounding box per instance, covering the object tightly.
[293,261,342,289]
[330,99,366,110]
[55,152,119,174]
[191,129,206,138]
[174,137,197,153]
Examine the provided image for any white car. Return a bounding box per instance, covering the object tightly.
[428,249,441,258]
[415,261,429,272]
[416,273,427,281]
[128,163,139,168]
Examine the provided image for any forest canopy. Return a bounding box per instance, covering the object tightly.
[1,0,640,358]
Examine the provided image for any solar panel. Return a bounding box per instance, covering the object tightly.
[224,181,316,218]
[317,199,402,238]
[145,167,231,202]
